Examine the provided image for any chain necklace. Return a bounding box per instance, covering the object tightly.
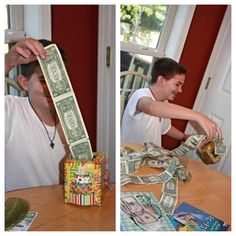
[28,98,57,149]
[149,88,161,122]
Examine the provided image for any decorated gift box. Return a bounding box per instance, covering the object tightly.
[64,153,106,206]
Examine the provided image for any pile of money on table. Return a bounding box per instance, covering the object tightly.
[120,134,227,230]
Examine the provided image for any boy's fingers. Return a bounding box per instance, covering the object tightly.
[24,39,46,59]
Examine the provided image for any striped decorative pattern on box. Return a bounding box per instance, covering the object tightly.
[64,153,105,206]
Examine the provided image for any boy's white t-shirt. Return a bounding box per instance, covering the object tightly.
[121,88,171,146]
[5,96,69,191]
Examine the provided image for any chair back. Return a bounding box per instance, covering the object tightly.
[120,71,150,120]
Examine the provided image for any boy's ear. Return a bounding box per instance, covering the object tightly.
[17,74,29,91]
[157,75,165,86]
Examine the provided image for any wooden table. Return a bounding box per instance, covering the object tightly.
[121,144,231,227]
[6,184,115,231]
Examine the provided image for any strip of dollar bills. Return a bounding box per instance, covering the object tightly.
[121,134,206,215]
[38,44,93,160]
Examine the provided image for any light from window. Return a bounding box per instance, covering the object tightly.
[120,4,171,76]
[4,5,9,53]
[121,5,168,49]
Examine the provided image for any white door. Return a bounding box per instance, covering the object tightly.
[185,6,231,176]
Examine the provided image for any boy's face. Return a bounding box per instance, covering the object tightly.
[161,73,185,101]
[27,65,54,110]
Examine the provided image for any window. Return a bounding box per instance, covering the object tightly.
[120,5,177,77]
[5,5,25,96]
[5,5,51,96]
[5,5,25,47]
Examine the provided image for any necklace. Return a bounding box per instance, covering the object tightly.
[149,88,161,122]
[28,98,57,149]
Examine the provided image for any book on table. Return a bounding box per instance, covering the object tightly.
[171,202,229,231]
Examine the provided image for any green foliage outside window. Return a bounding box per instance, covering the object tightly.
[120,5,168,43]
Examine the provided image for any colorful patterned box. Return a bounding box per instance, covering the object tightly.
[64,153,105,206]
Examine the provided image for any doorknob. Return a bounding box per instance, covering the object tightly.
[106,46,111,68]
[205,77,212,90]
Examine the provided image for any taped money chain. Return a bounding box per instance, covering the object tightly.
[121,134,206,215]
[38,44,93,160]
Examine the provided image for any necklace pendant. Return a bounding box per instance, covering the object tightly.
[50,142,55,149]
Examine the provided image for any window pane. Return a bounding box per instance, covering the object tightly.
[120,5,169,48]
[4,5,9,30]
[4,5,10,54]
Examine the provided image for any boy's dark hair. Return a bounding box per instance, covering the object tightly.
[19,39,67,79]
[151,57,187,84]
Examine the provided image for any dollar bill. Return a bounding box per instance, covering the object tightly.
[125,151,146,160]
[139,175,163,184]
[214,142,227,155]
[165,157,178,176]
[144,143,171,157]
[69,140,93,160]
[159,192,178,215]
[121,168,174,186]
[127,159,141,174]
[121,161,127,175]
[142,158,169,168]
[176,166,191,182]
[9,212,38,231]
[55,96,88,144]
[162,177,178,196]
[121,160,136,175]
[120,174,142,185]
[38,44,72,98]
[171,134,206,156]
[120,174,132,186]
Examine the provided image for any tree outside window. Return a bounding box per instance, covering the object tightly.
[120,5,173,76]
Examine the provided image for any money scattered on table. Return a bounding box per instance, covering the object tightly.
[120,135,208,215]
[121,135,205,183]
[38,44,93,160]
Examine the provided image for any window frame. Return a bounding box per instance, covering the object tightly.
[120,5,178,58]
[5,5,52,96]
[5,5,25,44]
[5,5,52,44]
[121,5,196,65]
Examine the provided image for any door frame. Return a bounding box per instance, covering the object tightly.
[97,5,116,182]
